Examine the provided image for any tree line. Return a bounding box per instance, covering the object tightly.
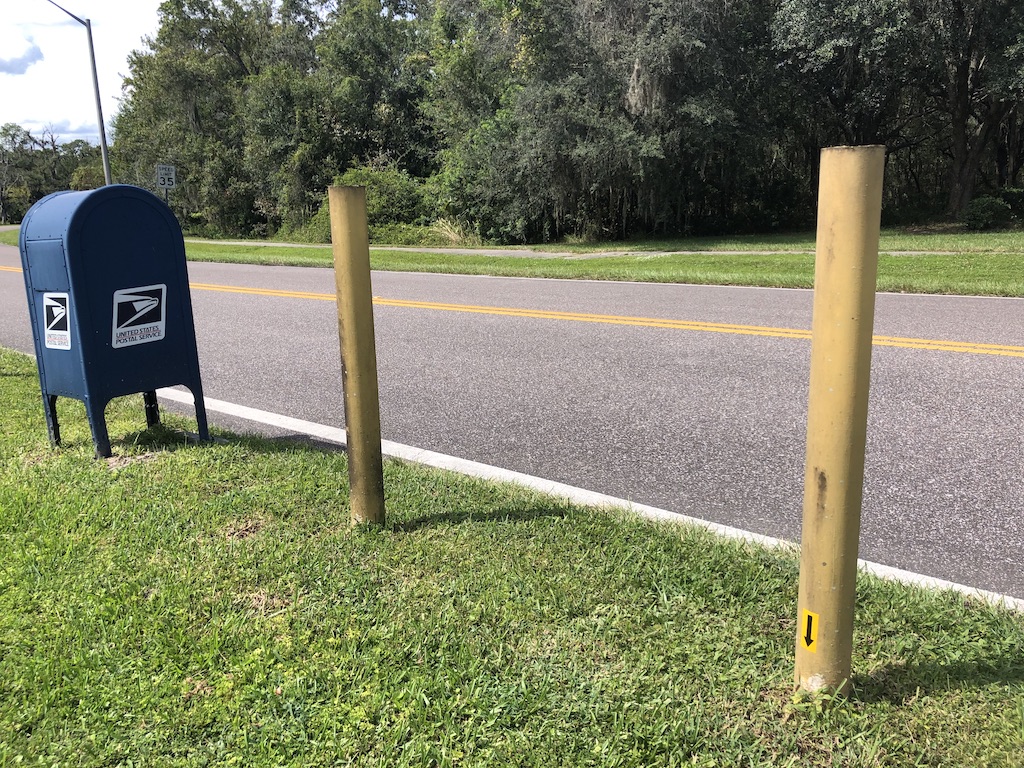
[13,1,1024,240]
[0,125,103,225]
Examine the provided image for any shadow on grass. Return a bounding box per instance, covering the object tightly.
[113,423,216,454]
[118,425,572,531]
[854,656,1024,704]
[115,424,319,456]
[392,501,571,533]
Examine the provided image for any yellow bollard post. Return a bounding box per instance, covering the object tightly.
[795,146,885,694]
[329,186,386,526]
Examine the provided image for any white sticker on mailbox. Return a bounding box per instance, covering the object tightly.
[112,284,166,348]
[43,293,71,350]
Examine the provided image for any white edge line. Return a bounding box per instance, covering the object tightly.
[158,387,1024,613]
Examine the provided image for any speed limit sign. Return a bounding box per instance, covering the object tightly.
[156,164,177,190]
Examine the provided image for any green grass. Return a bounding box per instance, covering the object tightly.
[185,241,333,268]
[876,228,1024,253]
[0,229,19,246]
[2,346,1024,766]
[183,240,1024,296]
[531,228,1024,254]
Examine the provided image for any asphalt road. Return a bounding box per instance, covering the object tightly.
[3,243,1023,598]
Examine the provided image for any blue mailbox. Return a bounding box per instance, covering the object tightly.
[19,184,209,457]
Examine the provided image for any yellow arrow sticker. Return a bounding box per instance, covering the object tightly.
[800,610,819,652]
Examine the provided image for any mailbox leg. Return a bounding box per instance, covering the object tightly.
[43,394,61,447]
[193,391,210,443]
[143,390,161,428]
[85,398,112,459]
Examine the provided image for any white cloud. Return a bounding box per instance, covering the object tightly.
[0,1,163,142]
[0,37,44,75]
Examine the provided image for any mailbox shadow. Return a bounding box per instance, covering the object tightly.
[113,426,346,457]
[113,424,212,454]
[111,426,312,455]
[853,653,1024,704]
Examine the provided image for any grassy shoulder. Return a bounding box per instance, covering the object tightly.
[2,346,1023,766]
[531,228,1024,254]
[0,229,19,246]
[184,239,1024,296]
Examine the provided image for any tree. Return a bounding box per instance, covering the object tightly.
[773,0,919,146]
[428,0,810,241]
[774,0,1024,217]
[113,0,289,234]
[916,0,1024,214]
[0,125,104,221]
[106,0,1023,239]
[0,124,34,224]
[114,0,434,235]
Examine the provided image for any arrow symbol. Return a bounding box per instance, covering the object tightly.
[800,609,819,652]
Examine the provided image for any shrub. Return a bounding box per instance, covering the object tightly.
[430,217,482,246]
[961,196,1012,230]
[368,223,450,246]
[277,200,332,243]
[277,207,457,246]
[999,187,1024,219]
[336,163,429,226]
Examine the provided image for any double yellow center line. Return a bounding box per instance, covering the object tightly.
[5,266,1024,359]
[188,281,1024,359]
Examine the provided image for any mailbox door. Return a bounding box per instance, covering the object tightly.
[21,235,87,398]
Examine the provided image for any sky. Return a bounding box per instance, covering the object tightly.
[1,0,164,144]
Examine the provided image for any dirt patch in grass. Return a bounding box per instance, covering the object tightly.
[234,589,293,614]
[222,517,265,539]
[105,452,161,471]
[182,677,215,701]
